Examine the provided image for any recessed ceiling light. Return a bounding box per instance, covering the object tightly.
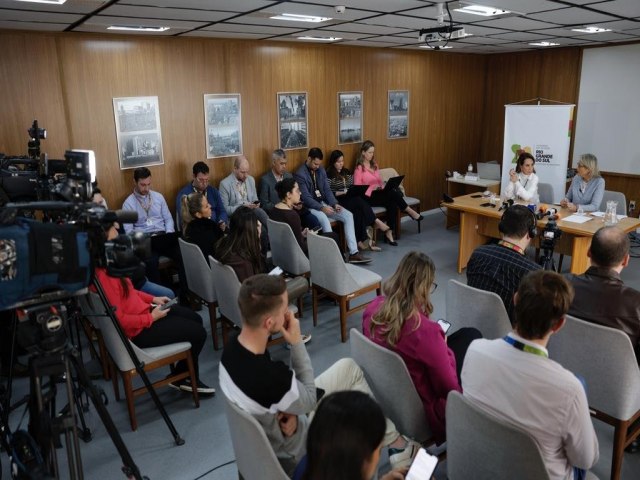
[571,26,611,34]
[454,4,511,17]
[15,0,67,4]
[419,45,453,49]
[297,36,341,42]
[529,41,560,47]
[108,25,170,32]
[270,13,331,23]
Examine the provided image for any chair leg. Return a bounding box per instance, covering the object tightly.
[297,295,304,318]
[185,351,200,407]
[123,372,137,431]
[221,316,231,346]
[610,420,628,480]
[110,359,120,401]
[395,212,402,239]
[312,287,318,327]
[339,296,348,343]
[208,303,219,351]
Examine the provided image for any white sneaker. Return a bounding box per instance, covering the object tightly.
[388,437,421,470]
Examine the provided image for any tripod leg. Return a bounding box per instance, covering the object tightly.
[93,280,185,445]
[67,352,146,480]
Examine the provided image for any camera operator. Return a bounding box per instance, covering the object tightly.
[95,222,214,396]
[467,205,541,324]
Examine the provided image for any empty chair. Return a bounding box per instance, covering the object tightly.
[599,190,626,215]
[84,292,199,431]
[178,238,220,350]
[222,394,289,480]
[547,315,640,480]
[446,391,551,480]
[350,329,433,444]
[446,279,511,339]
[378,167,421,238]
[537,182,554,204]
[307,233,381,342]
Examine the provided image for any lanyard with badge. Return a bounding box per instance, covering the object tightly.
[503,335,548,358]
[310,168,322,199]
[135,193,154,226]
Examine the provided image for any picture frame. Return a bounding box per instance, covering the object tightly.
[113,96,164,170]
[338,91,363,145]
[278,92,308,150]
[204,93,243,158]
[388,90,409,139]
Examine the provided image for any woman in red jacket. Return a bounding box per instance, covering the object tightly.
[95,223,214,396]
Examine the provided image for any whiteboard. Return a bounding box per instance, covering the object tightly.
[574,43,640,175]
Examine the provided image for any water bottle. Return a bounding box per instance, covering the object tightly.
[467,163,473,173]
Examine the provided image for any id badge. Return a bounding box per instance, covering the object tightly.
[146,218,153,226]
[315,189,322,198]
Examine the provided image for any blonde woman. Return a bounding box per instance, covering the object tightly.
[560,153,605,212]
[362,251,480,444]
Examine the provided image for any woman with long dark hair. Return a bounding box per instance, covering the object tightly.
[95,222,214,395]
[214,207,264,282]
[327,149,397,249]
[363,251,480,444]
[299,391,406,480]
[353,140,422,233]
[181,192,224,260]
[504,152,539,202]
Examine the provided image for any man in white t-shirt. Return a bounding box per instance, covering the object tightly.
[461,270,599,480]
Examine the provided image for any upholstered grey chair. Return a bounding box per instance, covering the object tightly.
[85,292,199,430]
[378,167,422,238]
[548,315,640,480]
[446,391,552,480]
[599,190,627,215]
[178,238,219,349]
[350,329,433,444]
[446,279,512,339]
[537,182,554,203]
[307,233,381,342]
[222,394,290,480]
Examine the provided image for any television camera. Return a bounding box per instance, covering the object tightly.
[536,205,562,271]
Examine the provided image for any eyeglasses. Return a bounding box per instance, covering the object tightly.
[430,282,438,294]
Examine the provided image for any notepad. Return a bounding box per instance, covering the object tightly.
[562,215,593,224]
[590,211,627,219]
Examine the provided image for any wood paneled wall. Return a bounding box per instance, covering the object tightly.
[0,31,487,212]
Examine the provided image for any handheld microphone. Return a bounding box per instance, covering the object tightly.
[498,198,514,211]
[536,205,558,220]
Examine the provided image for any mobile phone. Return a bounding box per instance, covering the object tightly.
[159,297,178,311]
[406,448,438,480]
[437,318,452,334]
[470,194,482,198]
[311,226,322,233]
[479,202,495,208]
[253,200,260,205]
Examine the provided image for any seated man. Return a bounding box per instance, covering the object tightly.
[294,148,370,264]
[462,270,599,480]
[259,149,320,231]
[175,161,227,233]
[566,226,640,361]
[466,204,541,322]
[122,167,180,286]
[219,274,418,476]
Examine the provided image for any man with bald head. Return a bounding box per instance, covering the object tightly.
[565,226,640,362]
[219,155,269,231]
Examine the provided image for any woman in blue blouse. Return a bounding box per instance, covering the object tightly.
[561,153,605,212]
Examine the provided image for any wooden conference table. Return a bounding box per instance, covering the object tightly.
[444,194,640,274]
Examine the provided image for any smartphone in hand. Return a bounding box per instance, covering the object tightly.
[406,448,438,480]
[437,318,452,334]
[159,297,178,311]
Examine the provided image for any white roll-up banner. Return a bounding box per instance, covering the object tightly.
[502,105,574,204]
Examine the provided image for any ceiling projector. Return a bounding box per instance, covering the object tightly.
[419,26,467,42]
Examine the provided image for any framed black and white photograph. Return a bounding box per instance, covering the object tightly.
[388,90,409,139]
[278,92,308,150]
[338,91,363,144]
[113,96,164,169]
[204,93,242,158]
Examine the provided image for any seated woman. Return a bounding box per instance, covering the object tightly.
[95,222,213,395]
[181,192,224,260]
[296,391,407,480]
[560,153,605,213]
[353,140,422,233]
[362,251,481,444]
[327,150,397,249]
[504,152,539,202]
[268,177,311,255]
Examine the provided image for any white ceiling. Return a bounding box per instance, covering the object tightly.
[0,0,639,54]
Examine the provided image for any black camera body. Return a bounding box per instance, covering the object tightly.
[540,217,562,251]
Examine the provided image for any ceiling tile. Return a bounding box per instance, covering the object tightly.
[181,30,268,39]
[527,6,619,25]
[588,0,640,17]
[0,9,81,23]
[100,5,235,23]
[294,0,431,12]
[118,0,276,11]
[0,0,105,13]
[0,19,67,30]
[201,23,302,34]
[318,22,411,35]
[471,15,554,30]
[86,16,207,29]
[337,39,403,47]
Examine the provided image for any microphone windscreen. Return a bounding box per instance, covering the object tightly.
[103,209,138,224]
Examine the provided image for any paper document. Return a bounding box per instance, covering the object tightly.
[562,214,593,224]
[590,211,627,219]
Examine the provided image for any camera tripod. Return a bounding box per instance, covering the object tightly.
[538,244,558,271]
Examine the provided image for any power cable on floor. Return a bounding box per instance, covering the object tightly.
[193,459,236,479]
